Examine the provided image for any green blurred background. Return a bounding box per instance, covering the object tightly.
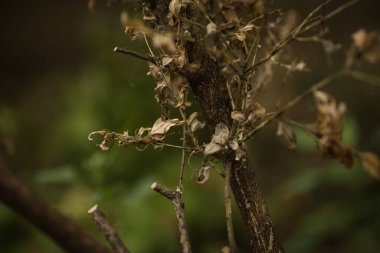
[0,0,379,252]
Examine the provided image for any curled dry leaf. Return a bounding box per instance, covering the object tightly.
[212,123,230,145]
[313,90,353,168]
[167,0,183,26]
[204,142,222,156]
[204,123,230,156]
[231,111,246,123]
[206,22,217,36]
[186,112,205,132]
[359,152,380,180]
[196,165,211,184]
[352,29,380,63]
[150,117,183,140]
[88,130,115,151]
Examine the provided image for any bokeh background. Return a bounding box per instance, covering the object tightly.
[0,0,379,252]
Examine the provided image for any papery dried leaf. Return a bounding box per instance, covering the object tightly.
[98,132,115,151]
[175,45,187,69]
[196,166,211,184]
[161,56,174,67]
[206,22,217,36]
[360,152,380,180]
[235,32,246,42]
[212,123,230,145]
[228,139,238,151]
[248,104,266,121]
[88,130,107,141]
[187,112,205,132]
[150,118,182,140]
[231,111,246,123]
[352,29,380,63]
[240,24,255,33]
[204,142,222,155]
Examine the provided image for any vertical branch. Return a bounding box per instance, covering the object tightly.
[179,109,187,192]
[88,204,131,253]
[224,162,238,253]
[151,182,192,253]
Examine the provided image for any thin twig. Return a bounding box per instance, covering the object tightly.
[151,183,192,253]
[88,204,131,253]
[179,110,187,192]
[243,70,344,141]
[224,162,238,253]
[114,47,157,64]
[243,0,359,75]
[348,70,380,88]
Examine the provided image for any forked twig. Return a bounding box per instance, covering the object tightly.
[151,182,192,253]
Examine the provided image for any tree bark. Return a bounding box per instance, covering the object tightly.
[0,155,111,253]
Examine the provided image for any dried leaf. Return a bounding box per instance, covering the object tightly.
[206,22,217,36]
[204,142,222,155]
[150,118,182,140]
[196,166,211,184]
[352,29,380,63]
[360,152,380,180]
[212,123,229,145]
[186,112,205,132]
[161,56,174,67]
[312,91,353,168]
[231,111,246,123]
[152,33,177,53]
[228,139,238,151]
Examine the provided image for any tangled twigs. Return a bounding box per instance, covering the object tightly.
[243,70,344,140]
[88,204,131,253]
[151,182,192,253]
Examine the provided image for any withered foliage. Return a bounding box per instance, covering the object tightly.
[87,0,380,251]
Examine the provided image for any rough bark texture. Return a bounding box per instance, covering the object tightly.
[187,55,284,252]
[183,14,284,249]
[0,155,111,253]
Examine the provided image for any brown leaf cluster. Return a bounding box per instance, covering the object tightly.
[312,91,353,168]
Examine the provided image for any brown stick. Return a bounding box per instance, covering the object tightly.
[224,162,238,253]
[88,204,131,253]
[0,155,111,253]
[114,47,157,64]
[151,182,192,253]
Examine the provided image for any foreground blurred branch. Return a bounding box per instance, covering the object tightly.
[0,154,111,253]
[89,204,131,253]
[151,182,192,253]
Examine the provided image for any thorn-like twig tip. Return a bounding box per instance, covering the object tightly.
[150,182,158,190]
[88,204,99,214]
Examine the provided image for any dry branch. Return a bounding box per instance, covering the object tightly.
[88,204,131,253]
[0,155,111,253]
[151,182,192,253]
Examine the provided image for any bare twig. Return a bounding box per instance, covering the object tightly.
[0,155,111,253]
[88,204,131,253]
[348,70,380,88]
[151,182,192,253]
[243,70,344,140]
[114,47,157,64]
[244,0,359,76]
[224,162,238,253]
[179,110,187,192]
